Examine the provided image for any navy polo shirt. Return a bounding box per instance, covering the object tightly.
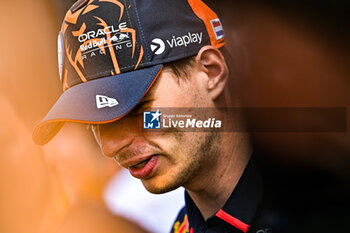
[170,159,272,233]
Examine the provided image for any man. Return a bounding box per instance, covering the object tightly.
[33,0,270,232]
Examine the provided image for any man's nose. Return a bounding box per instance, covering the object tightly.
[97,116,143,158]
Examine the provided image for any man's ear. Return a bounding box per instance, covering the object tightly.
[195,46,229,101]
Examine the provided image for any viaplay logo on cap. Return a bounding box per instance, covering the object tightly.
[151,32,203,55]
[150,38,165,55]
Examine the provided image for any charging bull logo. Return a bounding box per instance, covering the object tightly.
[109,32,130,43]
[172,214,190,233]
[60,0,144,90]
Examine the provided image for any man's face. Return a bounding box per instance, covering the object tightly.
[93,67,220,194]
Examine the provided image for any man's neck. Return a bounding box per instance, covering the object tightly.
[185,133,251,220]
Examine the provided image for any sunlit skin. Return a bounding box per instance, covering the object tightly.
[93,46,252,219]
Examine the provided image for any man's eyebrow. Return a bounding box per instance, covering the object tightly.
[127,87,155,115]
[129,97,153,114]
[143,88,154,99]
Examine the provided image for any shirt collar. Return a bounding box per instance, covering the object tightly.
[185,158,263,232]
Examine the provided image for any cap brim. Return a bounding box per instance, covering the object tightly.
[33,65,163,145]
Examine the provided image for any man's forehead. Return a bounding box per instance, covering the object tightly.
[141,69,174,100]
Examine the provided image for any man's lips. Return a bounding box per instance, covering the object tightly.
[123,155,159,179]
[119,154,156,168]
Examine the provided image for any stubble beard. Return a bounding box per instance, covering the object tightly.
[145,131,221,194]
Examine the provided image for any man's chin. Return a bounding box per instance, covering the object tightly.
[141,179,181,194]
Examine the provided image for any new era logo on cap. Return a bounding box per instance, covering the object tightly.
[211,18,224,40]
[96,95,119,109]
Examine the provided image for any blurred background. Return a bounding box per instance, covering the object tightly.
[0,0,349,232]
[0,0,184,233]
[206,0,350,232]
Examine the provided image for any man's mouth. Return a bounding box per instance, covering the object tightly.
[131,158,152,169]
[127,155,159,179]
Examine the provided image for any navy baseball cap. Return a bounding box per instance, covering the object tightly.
[33,0,225,145]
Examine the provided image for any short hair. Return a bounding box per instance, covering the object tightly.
[164,47,233,80]
[163,47,237,106]
[163,56,197,81]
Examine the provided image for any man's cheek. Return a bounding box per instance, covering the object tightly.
[144,132,181,151]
